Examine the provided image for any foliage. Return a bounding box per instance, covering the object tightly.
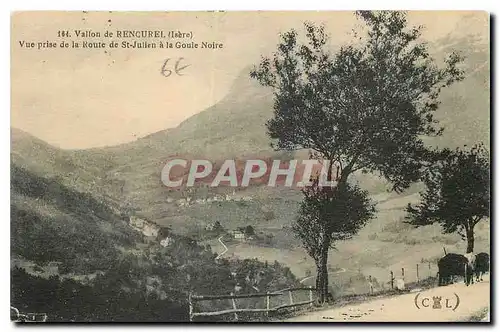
[11,267,187,322]
[236,225,256,237]
[11,182,300,322]
[250,10,464,304]
[245,225,256,236]
[292,178,375,303]
[11,205,122,273]
[12,232,300,322]
[292,179,375,261]
[406,143,490,252]
[250,11,464,192]
[11,165,140,273]
[213,221,224,232]
[11,164,117,220]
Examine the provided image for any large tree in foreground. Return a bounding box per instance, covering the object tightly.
[292,177,375,303]
[406,144,490,253]
[250,11,464,301]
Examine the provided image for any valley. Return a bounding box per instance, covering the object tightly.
[9,13,490,322]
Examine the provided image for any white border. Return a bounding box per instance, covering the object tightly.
[3,1,497,331]
[3,0,500,10]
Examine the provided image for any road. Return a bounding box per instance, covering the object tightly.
[300,276,315,284]
[285,276,490,322]
[215,236,228,260]
[300,268,347,284]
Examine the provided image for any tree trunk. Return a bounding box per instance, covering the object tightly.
[327,160,335,182]
[466,226,475,253]
[315,263,321,298]
[315,242,329,304]
[322,249,329,302]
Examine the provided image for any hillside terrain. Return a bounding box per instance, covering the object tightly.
[10,14,490,321]
[75,26,487,235]
[10,139,300,321]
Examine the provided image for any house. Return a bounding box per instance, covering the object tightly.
[129,216,160,237]
[205,221,224,232]
[232,230,245,240]
[129,216,146,229]
[142,223,160,237]
[46,261,61,275]
[160,237,173,247]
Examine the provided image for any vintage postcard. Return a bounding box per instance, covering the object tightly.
[11,11,490,323]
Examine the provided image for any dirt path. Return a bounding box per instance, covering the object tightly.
[215,236,228,260]
[284,276,490,322]
[300,268,347,284]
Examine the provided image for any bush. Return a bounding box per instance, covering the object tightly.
[11,267,188,322]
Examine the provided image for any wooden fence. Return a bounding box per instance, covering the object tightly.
[363,263,436,295]
[189,286,315,321]
[11,306,47,322]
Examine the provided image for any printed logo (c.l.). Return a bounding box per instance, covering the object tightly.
[414,293,460,311]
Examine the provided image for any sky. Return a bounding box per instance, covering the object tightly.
[11,11,488,149]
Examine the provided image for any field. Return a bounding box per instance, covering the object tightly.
[204,189,490,296]
[10,12,490,321]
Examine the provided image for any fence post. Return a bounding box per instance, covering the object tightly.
[230,292,238,321]
[309,286,313,308]
[401,268,405,280]
[416,264,420,283]
[390,271,394,290]
[188,292,193,322]
[266,292,271,317]
[368,275,373,294]
[266,291,270,318]
[288,290,294,306]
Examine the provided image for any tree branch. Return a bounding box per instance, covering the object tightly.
[473,216,483,226]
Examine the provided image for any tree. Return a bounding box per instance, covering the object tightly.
[250,11,464,303]
[244,225,255,236]
[213,221,224,232]
[406,144,490,253]
[292,178,375,302]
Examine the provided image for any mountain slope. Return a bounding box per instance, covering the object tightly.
[11,19,490,234]
[11,163,141,274]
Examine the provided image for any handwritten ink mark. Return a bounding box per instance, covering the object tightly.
[161,58,190,77]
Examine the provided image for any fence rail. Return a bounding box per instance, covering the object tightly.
[191,291,283,301]
[189,286,316,321]
[11,306,47,323]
